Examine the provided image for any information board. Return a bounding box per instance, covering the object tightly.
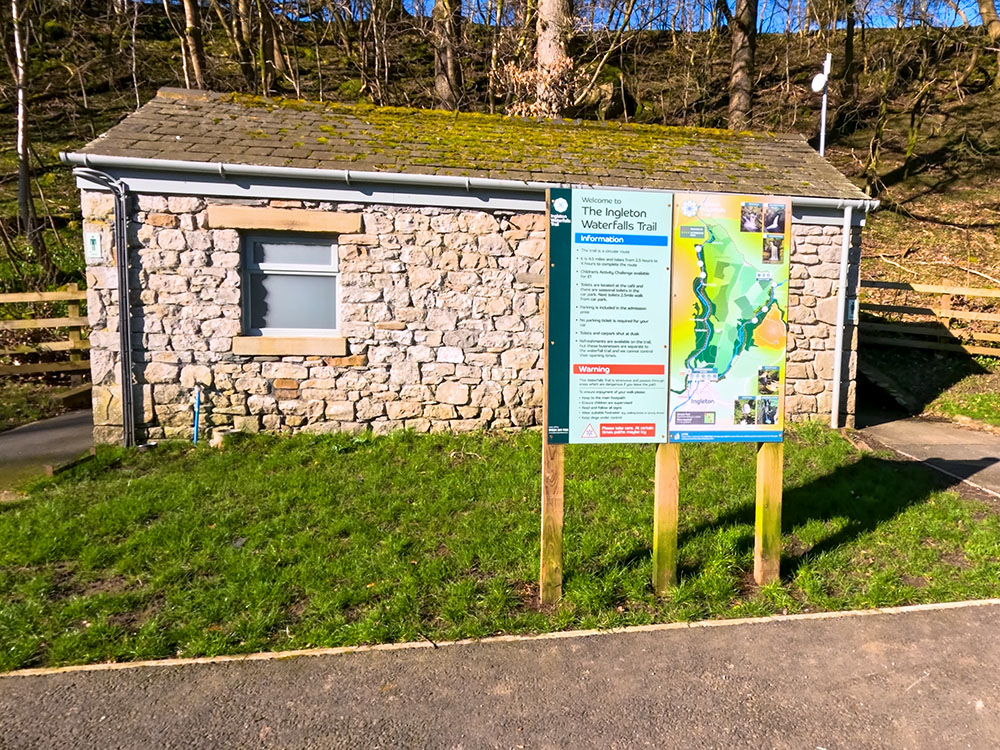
[546,188,672,444]
[667,193,791,442]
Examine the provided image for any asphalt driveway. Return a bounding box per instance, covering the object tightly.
[2,600,999,749]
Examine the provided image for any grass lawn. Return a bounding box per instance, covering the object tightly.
[2,424,999,672]
[929,393,1000,428]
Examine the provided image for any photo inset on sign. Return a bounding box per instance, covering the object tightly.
[758,366,780,395]
[734,396,757,425]
[763,234,784,264]
[764,203,786,233]
[757,396,779,425]
[740,202,763,233]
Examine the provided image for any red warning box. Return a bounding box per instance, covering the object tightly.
[573,364,666,375]
[600,423,657,438]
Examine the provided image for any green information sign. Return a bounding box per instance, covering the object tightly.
[545,188,793,446]
[546,188,673,444]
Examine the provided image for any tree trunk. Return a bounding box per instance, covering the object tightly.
[979,0,1000,39]
[536,0,572,118]
[182,0,207,89]
[236,0,254,85]
[432,0,462,110]
[12,0,54,284]
[843,7,856,93]
[728,0,757,130]
[488,0,504,113]
[977,0,1000,86]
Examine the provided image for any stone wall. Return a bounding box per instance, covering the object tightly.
[81,191,860,443]
[786,223,860,425]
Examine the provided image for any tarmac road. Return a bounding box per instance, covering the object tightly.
[0,410,93,491]
[2,600,999,749]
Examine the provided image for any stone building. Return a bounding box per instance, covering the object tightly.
[63,88,876,444]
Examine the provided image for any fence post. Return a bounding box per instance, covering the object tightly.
[66,283,83,385]
[938,294,954,343]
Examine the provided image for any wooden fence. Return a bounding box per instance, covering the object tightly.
[0,283,90,375]
[859,280,1000,357]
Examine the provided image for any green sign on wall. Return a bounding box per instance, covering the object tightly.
[546,188,791,445]
[546,188,673,444]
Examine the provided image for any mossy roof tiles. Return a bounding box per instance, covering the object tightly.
[77,88,867,200]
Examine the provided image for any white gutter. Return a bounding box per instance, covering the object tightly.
[59,152,880,211]
[830,204,853,429]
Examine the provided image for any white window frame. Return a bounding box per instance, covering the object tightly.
[242,233,341,337]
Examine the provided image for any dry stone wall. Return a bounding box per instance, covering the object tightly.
[81,191,859,443]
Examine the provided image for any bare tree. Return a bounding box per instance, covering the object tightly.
[978,0,1000,85]
[536,0,573,118]
[10,0,54,283]
[432,0,462,109]
[728,0,758,130]
[182,0,208,88]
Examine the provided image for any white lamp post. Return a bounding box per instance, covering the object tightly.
[811,53,832,157]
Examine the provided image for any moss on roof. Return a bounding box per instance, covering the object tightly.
[76,88,867,200]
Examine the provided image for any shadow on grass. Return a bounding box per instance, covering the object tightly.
[598,454,995,583]
[777,454,995,578]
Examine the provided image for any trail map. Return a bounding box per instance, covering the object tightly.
[667,193,791,442]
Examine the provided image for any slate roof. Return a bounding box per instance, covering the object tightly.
[75,88,867,200]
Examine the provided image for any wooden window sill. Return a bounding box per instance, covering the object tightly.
[232,336,348,356]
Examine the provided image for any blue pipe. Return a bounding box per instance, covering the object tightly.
[193,387,201,445]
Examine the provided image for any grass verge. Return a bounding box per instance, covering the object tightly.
[2,424,999,672]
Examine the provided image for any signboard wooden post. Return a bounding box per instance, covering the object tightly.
[652,443,680,594]
[542,188,790,604]
[541,193,564,606]
[540,441,564,605]
[754,442,783,584]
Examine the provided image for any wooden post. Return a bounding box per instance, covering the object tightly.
[66,283,83,386]
[540,188,565,608]
[652,442,680,594]
[754,441,783,585]
[540,442,564,606]
[940,293,952,344]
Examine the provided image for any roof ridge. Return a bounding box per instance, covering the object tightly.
[156,87,223,102]
[74,88,867,200]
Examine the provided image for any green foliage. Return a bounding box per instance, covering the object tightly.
[1,426,997,672]
[930,393,1000,426]
[336,79,366,102]
[0,381,66,433]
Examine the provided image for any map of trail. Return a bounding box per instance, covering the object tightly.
[668,193,791,442]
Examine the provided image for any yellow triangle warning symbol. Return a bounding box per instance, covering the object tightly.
[581,423,598,439]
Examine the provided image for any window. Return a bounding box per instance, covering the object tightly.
[243,235,339,336]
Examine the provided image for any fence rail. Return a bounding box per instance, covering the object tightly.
[859,279,1000,358]
[0,284,90,376]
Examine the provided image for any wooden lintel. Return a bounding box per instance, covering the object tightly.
[232,336,348,357]
[206,205,362,234]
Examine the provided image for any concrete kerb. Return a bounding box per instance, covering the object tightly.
[5,597,1000,680]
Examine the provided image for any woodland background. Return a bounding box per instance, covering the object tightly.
[1,0,1000,428]
[1,0,999,292]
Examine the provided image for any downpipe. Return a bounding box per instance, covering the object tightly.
[830,205,853,429]
[72,168,137,448]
